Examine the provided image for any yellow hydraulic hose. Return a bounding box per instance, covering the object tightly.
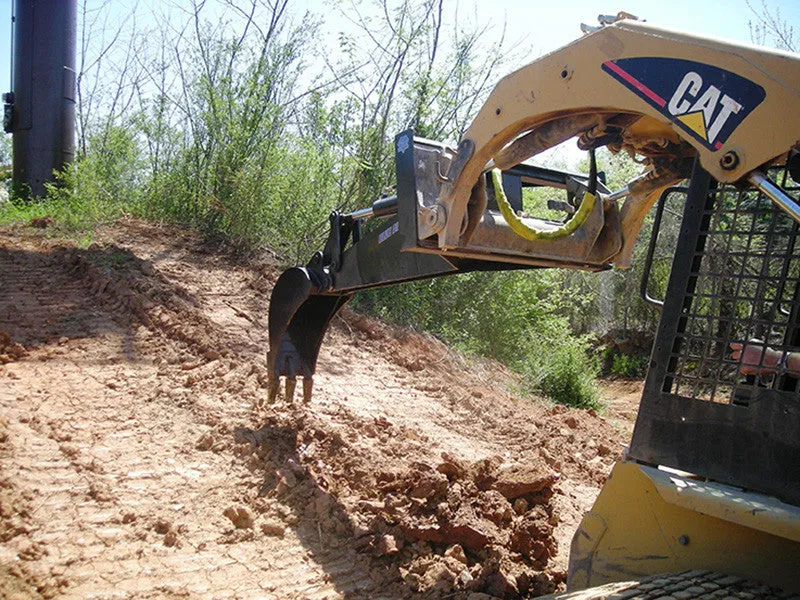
[491,168,596,241]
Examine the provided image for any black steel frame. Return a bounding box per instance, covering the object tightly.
[630,158,800,505]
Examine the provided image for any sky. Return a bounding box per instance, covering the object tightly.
[293,0,800,59]
[0,0,796,106]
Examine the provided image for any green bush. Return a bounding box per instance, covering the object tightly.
[534,336,600,410]
[352,270,602,410]
[0,125,144,230]
[610,352,649,378]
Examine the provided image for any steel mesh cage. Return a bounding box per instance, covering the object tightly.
[630,157,800,505]
[665,162,800,404]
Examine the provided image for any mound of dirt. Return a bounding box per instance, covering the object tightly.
[328,309,623,489]
[56,244,232,362]
[0,331,26,364]
[235,406,565,597]
[0,219,631,599]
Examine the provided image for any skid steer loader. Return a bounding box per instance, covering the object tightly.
[267,13,800,598]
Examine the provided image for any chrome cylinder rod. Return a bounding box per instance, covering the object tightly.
[603,186,630,202]
[347,195,398,220]
[748,171,800,225]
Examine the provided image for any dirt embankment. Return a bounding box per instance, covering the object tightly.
[0,219,629,599]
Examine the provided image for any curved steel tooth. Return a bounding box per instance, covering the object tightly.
[267,377,280,404]
[285,377,297,403]
[303,378,313,403]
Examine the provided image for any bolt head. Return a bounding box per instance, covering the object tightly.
[720,151,739,171]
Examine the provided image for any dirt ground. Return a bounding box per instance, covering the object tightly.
[0,219,640,599]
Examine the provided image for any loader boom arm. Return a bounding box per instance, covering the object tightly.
[430,18,800,254]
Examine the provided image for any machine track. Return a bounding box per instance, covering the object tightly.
[544,570,799,600]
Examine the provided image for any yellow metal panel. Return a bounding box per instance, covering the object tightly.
[568,461,800,592]
[646,465,800,543]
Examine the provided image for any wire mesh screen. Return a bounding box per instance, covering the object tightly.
[631,158,800,502]
[662,161,800,406]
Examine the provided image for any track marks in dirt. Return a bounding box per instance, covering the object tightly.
[1,352,356,598]
[0,221,628,599]
[0,227,354,598]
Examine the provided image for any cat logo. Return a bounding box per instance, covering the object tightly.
[602,57,766,151]
[667,72,743,147]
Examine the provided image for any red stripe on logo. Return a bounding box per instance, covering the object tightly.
[604,61,667,108]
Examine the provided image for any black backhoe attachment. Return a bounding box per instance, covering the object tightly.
[267,132,619,402]
[265,12,800,412]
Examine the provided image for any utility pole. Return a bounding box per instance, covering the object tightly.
[4,0,77,199]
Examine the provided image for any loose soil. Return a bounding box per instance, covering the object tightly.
[0,219,636,599]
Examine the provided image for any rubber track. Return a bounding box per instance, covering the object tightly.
[544,570,799,599]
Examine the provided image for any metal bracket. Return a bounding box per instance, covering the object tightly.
[320,211,359,274]
[3,92,15,133]
[435,146,459,183]
[640,186,684,308]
